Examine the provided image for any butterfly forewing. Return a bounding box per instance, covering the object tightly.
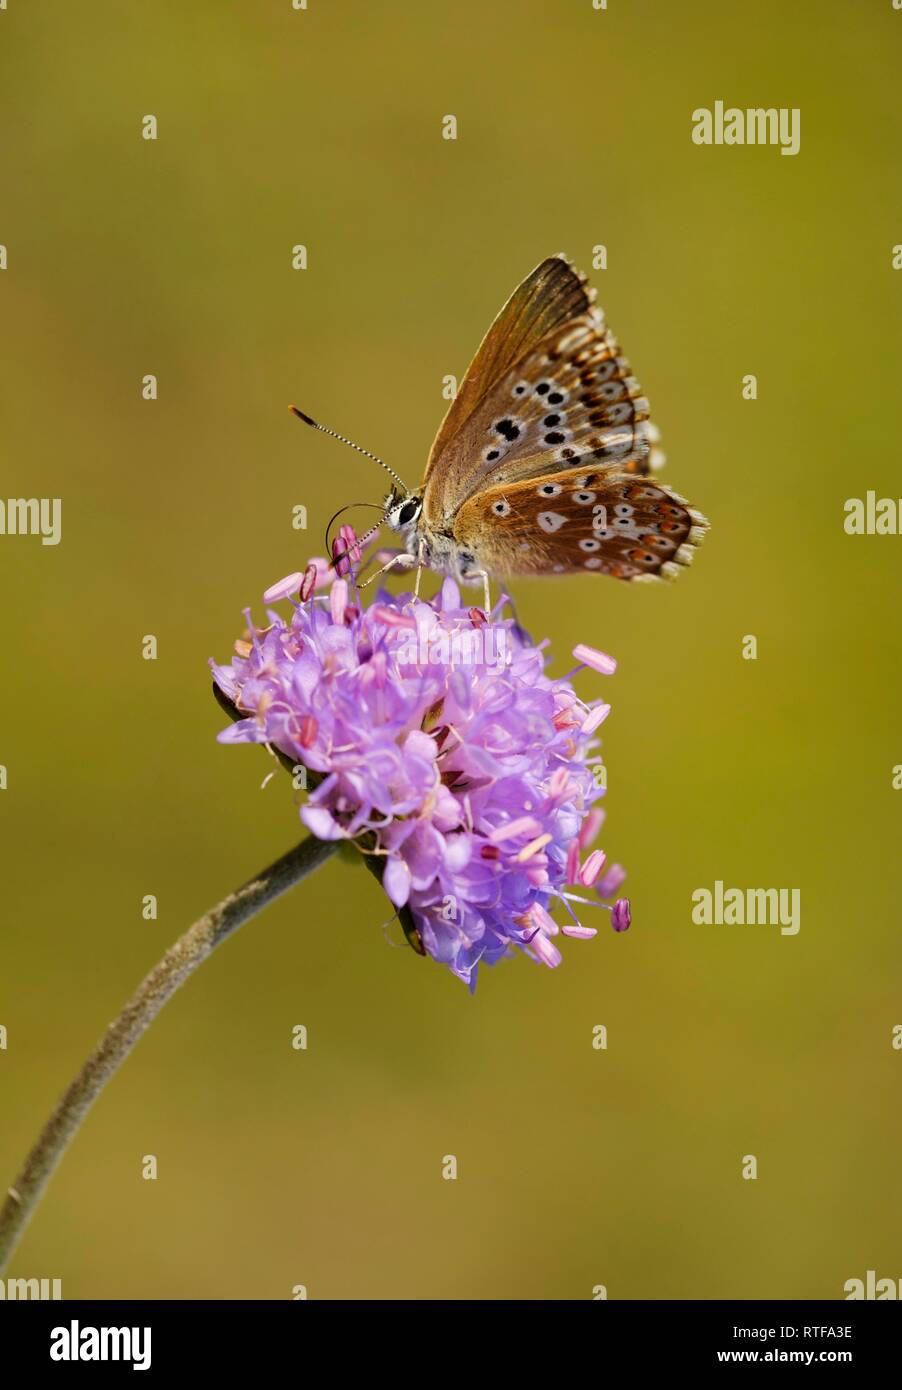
[424,256,594,514]
[423,255,661,526]
[451,468,707,582]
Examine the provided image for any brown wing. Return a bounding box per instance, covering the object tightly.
[423,255,661,524]
[451,467,709,582]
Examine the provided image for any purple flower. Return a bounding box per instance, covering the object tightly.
[211,555,630,989]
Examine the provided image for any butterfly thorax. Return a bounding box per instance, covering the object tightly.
[384,489,482,582]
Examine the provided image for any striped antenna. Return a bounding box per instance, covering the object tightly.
[329,518,386,574]
[290,406,408,492]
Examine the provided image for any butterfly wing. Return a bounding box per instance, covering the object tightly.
[451,467,709,582]
[423,254,660,524]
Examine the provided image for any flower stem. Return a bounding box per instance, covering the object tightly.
[0,833,339,1274]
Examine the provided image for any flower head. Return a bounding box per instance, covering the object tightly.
[211,554,629,989]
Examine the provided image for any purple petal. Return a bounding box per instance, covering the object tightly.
[383,856,411,907]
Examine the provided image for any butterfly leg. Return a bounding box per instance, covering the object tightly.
[412,539,428,599]
[466,569,491,614]
[355,546,406,585]
[358,551,418,591]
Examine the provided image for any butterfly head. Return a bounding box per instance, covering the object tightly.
[383,490,424,537]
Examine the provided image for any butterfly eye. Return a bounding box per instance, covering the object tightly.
[397,500,420,525]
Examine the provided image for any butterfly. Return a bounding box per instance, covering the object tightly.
[295,254,708,600]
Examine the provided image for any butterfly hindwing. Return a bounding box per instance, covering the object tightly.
[450,468,709,582]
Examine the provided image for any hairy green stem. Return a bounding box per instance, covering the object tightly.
[0,833,339,1273]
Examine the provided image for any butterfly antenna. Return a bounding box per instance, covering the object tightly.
[290,406,408,493]
[324,500,384,557]
[327,519,390,575]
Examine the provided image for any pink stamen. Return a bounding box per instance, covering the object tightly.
[578,807,605,849]
[339,524,361,563]
[515,832,552,863]
[371,605,417,629]
[597,864,627,898]
[300,564,319,601]
[529,931,562,968]
[547,767,570,800]
[611,898,631,932]
[330,579,348,625]
[561,922,597,939]
[331,537,351,578]
[263,572,304,604]
[530,902,559,936]
[490,816,543,843]
[578,849,607,887]
[580,702,611,734]
[572,643,617,676]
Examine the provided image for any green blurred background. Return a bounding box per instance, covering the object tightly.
[1,0,900,1300]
